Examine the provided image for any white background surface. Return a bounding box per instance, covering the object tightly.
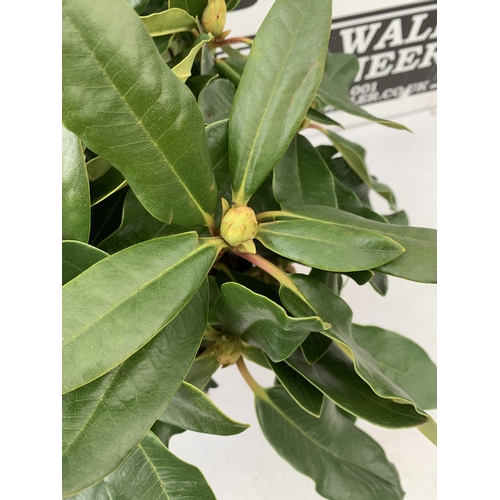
[170,105,437,499]
[170,2,438,497]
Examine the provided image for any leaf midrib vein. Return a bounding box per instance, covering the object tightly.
[65,12,210,223]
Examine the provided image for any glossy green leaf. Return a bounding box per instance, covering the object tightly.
[63,0,217,228]
[228,0,333,206]
[352,324,437,409]
[323,129,372,187]
[309,269,342,296]
[170,0,208,18]
[248,172,281,215]
[90,167,126,206]
[62,283,208,496]
[141,8,197,36]
[267,358,324,417]
[344,269,374,286]
[86,157,112,182]
[273,134,337,210]
[186,73,217,98]
[306,108,344,128]
[157,382,249,435]
[63,232,224,393]
[317,52,409,131]
[98,190,191,254]
[172,33,213,82]
[256,387,405,500]
[385,211,409,225]
[372,177,397,210]
[68,432,216,500]
[127,0,149,13]
[300,332,332,364]
[184,352,220,390]
[286,344,427,428]
[280,274,433,430]
[206,119,232,222]
[268,207,437,283]
[199,79,236,124]
[241,344,270,369]
[89,188,128,247]
[62,241,108,285]
[153,33,173,55]
[214,282,330,362]
[257,216,405,273]
[370,272,389,296]
[62,126,90,242]
[215,268,281,304]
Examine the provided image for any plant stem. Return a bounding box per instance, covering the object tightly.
[214,36,254,47]
[234,250,302,297]
[236,358,268,400]
[206,215,220,237]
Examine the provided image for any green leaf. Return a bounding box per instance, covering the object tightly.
[344,270,374,286]
[256,387,405,500]
[186,73,217,98]
[351,324,437,409]
[62,283,208,496]
[68,432,216,499]
[280,274,433,429]
[385,211,409,225]
[172,33,213,82]
[205,119,232,223]
[273,134,337,210]
[170,0,208,18]
[215,268,281,304]
[241,344,270,369]
[62,241,108,285]
[98,190,189,254]
[90,166,126,206]
[257,216,405,273]
[62,126,90,242]
[306,107,344,128]
[370,272,389,296]
[267,207,437,283]
[63,0,217,228]
[89,188,128,247]
[157,381,250,435]
[372,177,397,210]
[300,332,332,364]
[229,0,333,206]
[199,79,236,124]
[323,129,372,187]
[267,358,324,417]
[214,282,330,362]
[62,232,224,393]
[248,172,281,215]
[141,8,197,36]
[317,52,409,131]
[86,157,112,181]
[184,352,220,390]
[286,344,427,428]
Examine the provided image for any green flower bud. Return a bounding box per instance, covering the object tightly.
[201,0,227,38]
[213,335,242,367]
[220,205,258,250]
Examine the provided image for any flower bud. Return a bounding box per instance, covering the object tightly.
[220,205,258,250]
[213,335,242,367]
[201,0,227,38]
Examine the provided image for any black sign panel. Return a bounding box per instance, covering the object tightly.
[230,1,437,106]
[329,1,437,105]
